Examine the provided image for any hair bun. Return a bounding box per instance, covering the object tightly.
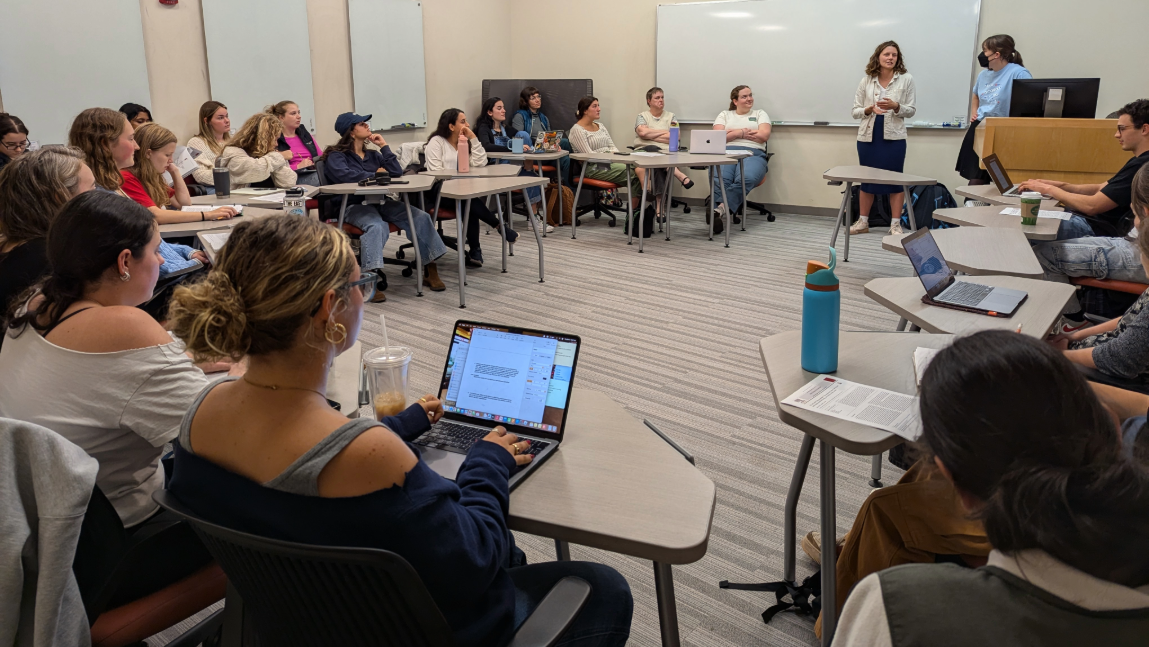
[169,271,252,362]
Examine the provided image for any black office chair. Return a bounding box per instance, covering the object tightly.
[153,490,592,647]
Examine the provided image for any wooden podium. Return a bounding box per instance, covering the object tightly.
[974,118,1130,185]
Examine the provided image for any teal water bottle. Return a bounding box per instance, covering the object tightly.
[801,247,840,373]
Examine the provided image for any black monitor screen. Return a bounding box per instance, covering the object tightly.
[1009,78,1099,119]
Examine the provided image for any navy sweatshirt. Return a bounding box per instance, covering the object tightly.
[168,404,520,647]
[323,146,406,207]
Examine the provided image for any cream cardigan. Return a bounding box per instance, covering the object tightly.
[852,72,917,142]
[217,146,297,188]
[186,135,226,185]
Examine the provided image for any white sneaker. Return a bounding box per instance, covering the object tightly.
[889,221,905,235]
[533,216,555,234]
[849,220,870,234]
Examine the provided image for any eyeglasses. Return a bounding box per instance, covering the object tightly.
[347,273,377,301]
[1117,125,1144,134]
[2,139,29,151]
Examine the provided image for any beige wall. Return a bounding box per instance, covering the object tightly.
[4,0,1144,210]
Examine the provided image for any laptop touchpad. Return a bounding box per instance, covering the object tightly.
[980,287,1026,312]
[417,445,468,481]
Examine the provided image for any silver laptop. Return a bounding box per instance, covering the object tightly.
[689,129,725,154]
[903,228,1028,317]
[411,320,581,490]
[983,153,1049,199]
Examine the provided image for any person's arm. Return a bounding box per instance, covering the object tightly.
[636,116,670,143]
[222,149,275,184]
[510,112,526,134]
[1017,181,1118,216]
[892,77,916,120]
[1091,383,1149,421]
[831,574,894,647]
[1078,306,1149,379]
[712,111,738,140]
[852,78,870,120]
[467,135,488,168]
[120,344,212,448]
[167,163,193,208]
[269,154,298,188]
[324,150,372,184]
[187,137,217,185]
[970,93,980,123]
[568,125,592,154]
[747,115,772,143]
[475,123,510,152]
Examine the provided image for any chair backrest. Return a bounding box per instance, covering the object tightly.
[152,490,456,647]
[314,157,329,186]
[481,79,593,135]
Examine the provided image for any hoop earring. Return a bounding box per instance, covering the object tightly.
[324,321,347,345]
[120,271,131,282]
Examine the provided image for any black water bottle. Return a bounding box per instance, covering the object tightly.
[213,157,230,198]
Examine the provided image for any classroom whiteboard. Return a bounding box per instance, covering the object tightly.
[348,0,428,130]
[0,0,150,145]
[656,0,982,127]
[201,0,316,135]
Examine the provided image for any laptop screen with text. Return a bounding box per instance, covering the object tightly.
[438,322,580,438]
[903,229,953,296]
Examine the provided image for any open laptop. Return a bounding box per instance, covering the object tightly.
[689,130,725,154]
[902,228,1028,317]
[983,153,1050,198]
[533,130,564,152]
[411,321,581,490]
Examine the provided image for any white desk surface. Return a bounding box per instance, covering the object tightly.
[824,165,936,186]
[508,389,716,564]
[189,186,319,208]
[487,150,569,161]
[761,331,953,455]
[439,175,550,199]
[864,275,1075,338]
[318,176,437,195]
[881,227,1044,279]
[633,152,740,168]
[570,151,644,165]
[159,207,283,239]
[327,341,363,418]
[420,165,524,179]
[954,184,1061,210]
[932,206,1062,240]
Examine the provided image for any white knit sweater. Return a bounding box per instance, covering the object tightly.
[424,136,487,171]
[186,136,226,185]
[217,146,297,188]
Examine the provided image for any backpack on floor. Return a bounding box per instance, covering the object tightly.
[629,205,655,238]
[899,183,958,230]
[544,183,574,226]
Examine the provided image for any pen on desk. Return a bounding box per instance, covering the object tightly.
[1015,324,1024,333]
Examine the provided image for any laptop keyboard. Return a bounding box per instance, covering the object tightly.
[413,420,549,456]
[939,281,994,307]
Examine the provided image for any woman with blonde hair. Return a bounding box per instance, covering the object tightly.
[166,215,633,647]
[187,100,231,187]
[218,112,297,189]
[123,122,236,224]
[268,100,321,186]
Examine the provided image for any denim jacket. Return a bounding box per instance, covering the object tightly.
[512,109,550,139]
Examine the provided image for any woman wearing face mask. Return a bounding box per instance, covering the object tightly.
[269,100,321,186]
[850,41,917,235]
[0,113,30,173]
[955,35,1030,186]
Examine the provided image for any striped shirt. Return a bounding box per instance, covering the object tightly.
[569,122,618,154]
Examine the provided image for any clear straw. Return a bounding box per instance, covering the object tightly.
[379,313,390,356]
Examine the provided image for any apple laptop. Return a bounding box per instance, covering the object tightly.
[902,228,1028,317]
[689,130,725,154]
[983,153,1049,199]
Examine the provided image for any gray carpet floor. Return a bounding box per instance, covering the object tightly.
[150,209,916,646]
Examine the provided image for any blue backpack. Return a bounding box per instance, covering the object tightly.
[899,183,958,230]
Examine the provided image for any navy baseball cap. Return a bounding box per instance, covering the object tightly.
[334,112,372,136]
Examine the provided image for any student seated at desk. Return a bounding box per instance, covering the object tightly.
[166,216,633,647]
[634,86,694,189]
[0,147,95,346]
[569,96,650,215]
[119,102,152,131]
[123,123,238,225]
[269,100,321,186]
[0,112,30,173]
[712,85,771,235]
[322,112,448,296]
[186,100,231,189]
[0,191,227,609]
[474,97,544,221]
[833,331,1149,647]
[425,108,518,268]
[511,86,571,186]
[68,108,211,281]
[1021,99,1149,241]
[218,112,297,189]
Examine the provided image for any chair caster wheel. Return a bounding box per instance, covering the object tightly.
[767,214,776,222]
[683,206,691,214]
[401,268,413,278]
[396,250,405,259]
[608,220,616,227]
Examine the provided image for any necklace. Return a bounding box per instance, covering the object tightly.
[242,375,326,399]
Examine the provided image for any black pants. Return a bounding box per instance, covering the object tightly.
[108,508,215,607]
[440,197,503,251]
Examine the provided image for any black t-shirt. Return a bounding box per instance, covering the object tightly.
[1098,150,1149,229]
[0,237,48,321]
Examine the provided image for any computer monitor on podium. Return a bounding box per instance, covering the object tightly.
[1009,78,1100,119]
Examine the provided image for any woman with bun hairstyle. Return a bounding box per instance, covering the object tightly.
[956,35,1031,186]
[569,96,648,213]
[0,191,221,607]
[187,100,231,187]
[217,112,297,189]
[0,113,31,173]
[833,330,1149,646]
[123,122,237,224]
[268,100,321,186]
[166,215,633,647]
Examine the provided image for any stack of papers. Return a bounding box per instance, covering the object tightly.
[782,375,922,440]
[199,231,231,251]
[252,192,287,203]
[630,151,661,157]
[181,205,244,213]
[1000,207,1071,221]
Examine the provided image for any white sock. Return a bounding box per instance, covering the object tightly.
[857,215,869,225]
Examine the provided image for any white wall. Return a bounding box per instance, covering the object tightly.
[1,0,1143,210]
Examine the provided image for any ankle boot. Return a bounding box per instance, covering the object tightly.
[423,262,446,291]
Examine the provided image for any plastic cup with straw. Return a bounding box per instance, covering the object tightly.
[363,313,412,420]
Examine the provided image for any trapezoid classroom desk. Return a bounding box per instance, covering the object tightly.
[487,149,569,222]
[188,185,320,209]
[953,183,1062,209]
[823,166,936,262]
[864,275,1076,337]
[568,151,641,240]
[159,207,283,239]
[760,331,953,646]
[633,152,741,251]
[437,175,551,307]
[420,164,524,179]
[931,205,1062,240]
[880,227,1044,279]
[319,175,439,297]
[508,388,716,647]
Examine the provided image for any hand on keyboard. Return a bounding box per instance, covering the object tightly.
[416,393,444,424]
[484,426,535,466]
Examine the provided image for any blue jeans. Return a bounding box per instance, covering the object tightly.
[1055,214,1097,240]
[509,561,632,647]
[712,146,768,213]
[343,200,448,272]
[1033,235,1147,312]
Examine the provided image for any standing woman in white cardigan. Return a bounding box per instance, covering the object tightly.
[850,41,916,235]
